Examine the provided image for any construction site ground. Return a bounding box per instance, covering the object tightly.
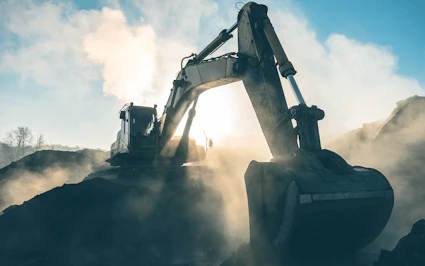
[0,96,425,266]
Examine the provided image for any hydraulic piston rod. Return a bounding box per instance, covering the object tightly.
[252,4,306,105]
[287,75,305,104]
[190,22,238,64]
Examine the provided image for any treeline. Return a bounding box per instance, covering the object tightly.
[0,126,83,168]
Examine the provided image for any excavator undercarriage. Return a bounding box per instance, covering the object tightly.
[87,1,394,262]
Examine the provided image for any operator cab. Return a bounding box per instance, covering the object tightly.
[108,103,159,166]
[108,102,209,167]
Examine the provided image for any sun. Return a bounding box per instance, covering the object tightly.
[174,85,240,147]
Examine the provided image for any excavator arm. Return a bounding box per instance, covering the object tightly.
[237,2,300,158]
[157,1,394,258]
[238,3,325,155]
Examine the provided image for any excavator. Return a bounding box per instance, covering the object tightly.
[87,1,394,261]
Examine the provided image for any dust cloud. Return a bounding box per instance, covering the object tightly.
[193,136,271,246]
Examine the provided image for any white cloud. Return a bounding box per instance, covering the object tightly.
[270,10,424,137]
[0,0,201,107]
[129,0,219,41]
[83,9,158,103]
[0,1,100,95]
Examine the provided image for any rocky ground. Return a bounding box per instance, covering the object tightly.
[374,219,425,266]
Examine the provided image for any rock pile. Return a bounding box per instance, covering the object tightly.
[375,219,425,266]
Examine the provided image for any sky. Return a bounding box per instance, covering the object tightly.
[0,0,424,149]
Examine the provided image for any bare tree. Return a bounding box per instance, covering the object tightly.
[4,126,34,161]
[35,134,45,150]
[0,142,14,167]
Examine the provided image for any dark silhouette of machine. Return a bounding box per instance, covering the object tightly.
[91,1,394,257]
[106,103,209,167]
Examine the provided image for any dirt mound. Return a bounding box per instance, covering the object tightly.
[0,149,109,211]
[325,120,384,161]
[373,96,425,148]
[0,149,107,174]
[327,95,425,167]
[0,175,229,266]
[374,219,425,266]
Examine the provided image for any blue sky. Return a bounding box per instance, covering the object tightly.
[294,0,425,84]
[0,0,424,149]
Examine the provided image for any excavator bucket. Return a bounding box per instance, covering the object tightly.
[245,149,394,254]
